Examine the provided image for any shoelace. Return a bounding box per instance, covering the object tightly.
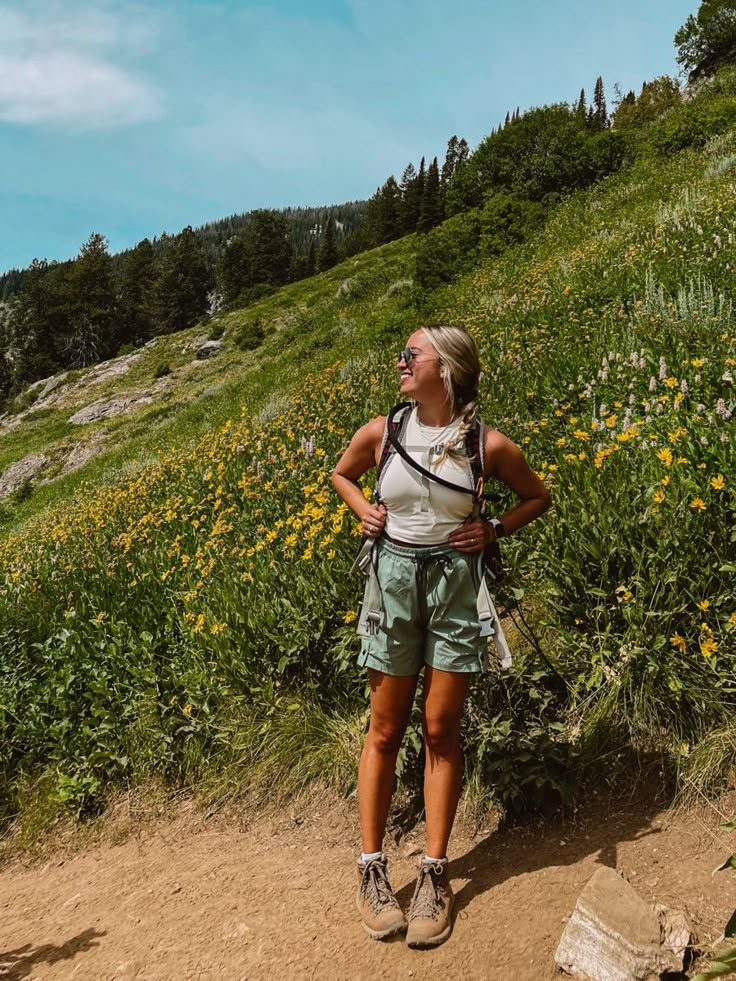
[409,863,446,920]
[361,859,400,914]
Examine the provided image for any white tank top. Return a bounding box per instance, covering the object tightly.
[380,406,475,545]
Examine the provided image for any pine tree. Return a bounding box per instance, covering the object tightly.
[217,235,251,306]
[575,88,587,126]
[307,238,317,276]
[6,258,64,387]
[414,156,427,231]
[375,177,402,244]
[317,216,339,271]
[504,111,511,127]
[246,210,292,286]
[117,238,157,346]
[593,76,608,129]
[417,157,442,232]
[457,139,470,165]
[155,226,211,334]
[399,162,421,235]
[64,233,116,368]
[441,136,461,187]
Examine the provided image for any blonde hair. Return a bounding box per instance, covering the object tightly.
[420,324,480,464]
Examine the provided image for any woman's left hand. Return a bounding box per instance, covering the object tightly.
[448,518,492,553]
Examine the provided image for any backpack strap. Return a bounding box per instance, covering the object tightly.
[374,401,412,503]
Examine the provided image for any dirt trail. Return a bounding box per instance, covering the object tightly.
[1,788,735,981]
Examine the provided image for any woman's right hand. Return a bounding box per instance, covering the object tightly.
[361,503,387,539]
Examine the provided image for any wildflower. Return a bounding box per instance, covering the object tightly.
[573,429,590,441]
[661,475,670,486]
[670,633,686,653]
[700,637,718,658]
[728,613,736,627]
[690,498,706,510]
[656,448,673,467]
[711,474,725,490]
[696,599,711,611]
[653,489,665,503]
[343,610,357,623]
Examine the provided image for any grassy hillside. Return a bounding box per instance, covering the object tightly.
[0,123,734,829]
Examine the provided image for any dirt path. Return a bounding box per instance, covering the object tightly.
[1,788,735,981]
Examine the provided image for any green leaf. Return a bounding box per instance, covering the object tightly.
[725,909,736,939]
[716,854,736,873]
[721,819,736,831]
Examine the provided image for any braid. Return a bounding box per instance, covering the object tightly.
[435,398,477,466]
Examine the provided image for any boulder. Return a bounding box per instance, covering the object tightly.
[0,452,50,497]
[555,866,685,981]
[195,340,223,360]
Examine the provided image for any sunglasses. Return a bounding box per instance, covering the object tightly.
[399,346,443,366]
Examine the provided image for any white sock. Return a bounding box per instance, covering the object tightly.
[423,854,448,864]
[359,850,383,864]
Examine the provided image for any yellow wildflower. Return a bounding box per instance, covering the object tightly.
[657,448,673,467]
[700,637,718,658]
[670,633,686,653]
[653,489,665,503]
[343,610,357,623]
[711,474,725,490]
[689,498,706,510]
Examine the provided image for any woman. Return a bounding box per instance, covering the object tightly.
[331,324,551,948]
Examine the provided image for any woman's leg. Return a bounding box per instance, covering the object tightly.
[359,668,419,853]
[422,665,471,859]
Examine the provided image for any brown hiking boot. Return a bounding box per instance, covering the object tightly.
[406,859,454,948]
[356,854,407,939]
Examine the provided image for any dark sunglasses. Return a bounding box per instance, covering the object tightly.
[399,346,415,365]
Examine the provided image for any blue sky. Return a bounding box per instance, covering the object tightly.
[0,0,696,272]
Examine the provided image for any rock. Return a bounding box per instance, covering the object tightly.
[400,840,423,859]
[195,340,223,360]
[85,351,142,386]
[656,904,695,965]
[555,866,683,981]
[68,392,157,425]
[59,434,110,475]
[0,452,50,497]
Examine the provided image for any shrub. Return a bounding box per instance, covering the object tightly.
[154,363,171,378]
[234,319,266,352]
[116,342,137,357]
[208,322,225,341]
[414,210,482,290]
[645,95,736,156]
[480,193,545,257]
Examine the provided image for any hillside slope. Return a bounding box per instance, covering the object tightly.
[0,126,734,825]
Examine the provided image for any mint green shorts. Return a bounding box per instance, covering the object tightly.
[358,538,490,677]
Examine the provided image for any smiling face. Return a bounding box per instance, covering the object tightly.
[398,329,447,403]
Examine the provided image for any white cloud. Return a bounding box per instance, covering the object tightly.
[0,1,163,128]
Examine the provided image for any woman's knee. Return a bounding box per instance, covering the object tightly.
[423,714,461,757]
[367,719,406,756]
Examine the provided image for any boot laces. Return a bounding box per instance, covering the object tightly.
[361,858,399,914]
[409,862,445,920]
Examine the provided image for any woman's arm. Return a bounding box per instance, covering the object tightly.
[449,427,552,553]
[331,416,388,538]
[484,428,552,535]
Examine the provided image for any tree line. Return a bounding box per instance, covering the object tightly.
[0,209,349,407]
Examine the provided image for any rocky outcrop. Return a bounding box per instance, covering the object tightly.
[0,452,50,497]
[68,391,158,425]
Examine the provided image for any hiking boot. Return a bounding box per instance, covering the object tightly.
[406,859,454,948]
[356,854,407,940]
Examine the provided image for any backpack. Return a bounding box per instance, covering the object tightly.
[374,401,504,583]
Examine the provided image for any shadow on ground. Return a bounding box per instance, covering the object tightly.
[0,928,104,980]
